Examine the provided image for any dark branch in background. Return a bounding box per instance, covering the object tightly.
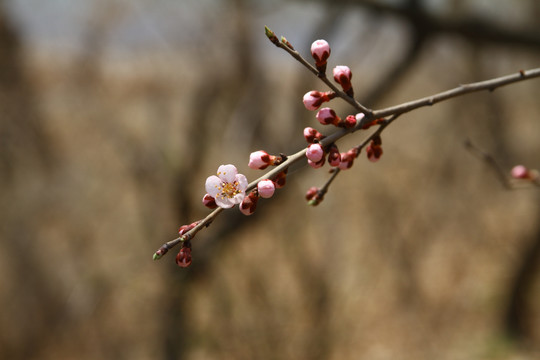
[464,139,512,189]
[320,0,540,50]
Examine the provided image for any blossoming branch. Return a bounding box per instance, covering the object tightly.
[153,26,540,268]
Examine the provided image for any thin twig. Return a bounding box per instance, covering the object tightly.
[372,69,540,118]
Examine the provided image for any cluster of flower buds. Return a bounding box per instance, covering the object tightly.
[314,108,356,128]
[161,35,389,268]
[238,150,289,215]
[238,176,282,216]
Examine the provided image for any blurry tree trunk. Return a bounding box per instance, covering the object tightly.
[0,3,61,359]
[0,1,54,181]
[504,211,540,342]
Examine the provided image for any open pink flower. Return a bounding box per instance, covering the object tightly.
[205,164,248,209]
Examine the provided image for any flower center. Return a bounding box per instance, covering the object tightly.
[219,181,240,199]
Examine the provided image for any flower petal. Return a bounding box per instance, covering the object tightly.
[229,192,245,205]
[215,196,235,209]
[205,175,222,197]
[217,164,238,183]
[235,174,248,192]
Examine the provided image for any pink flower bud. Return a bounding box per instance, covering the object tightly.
[304,127,323,143]
[316,107,340,126]
[202,194,217,209]
[311,39,331,67]
[328,144,341,167]
[306,143,324,163]
[342,115,357,128]
[366,139,383,162]
[511,165,530,179]
[257,179,276,199]
[240,191,259,216]
[303,91,334,111]
[333,65,353,94]
[249,150,275,170]
[338,149,357,170]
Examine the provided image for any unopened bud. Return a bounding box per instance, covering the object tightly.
[333,65,353,95]
[273,170,287,188]
[249,150,276,170]
[202,194,217,209]
[240,191,259,216]
[316,107,340,126]
[311,39,331,73]
[257,179,276,199]
[511,165,530,179]
[175,241,192,268]
[305,186,323,206]
[328,144,341,167]
[306,143,325,163]
[304,127,324,143]
[303,91,335,111]
[338,149,357,170]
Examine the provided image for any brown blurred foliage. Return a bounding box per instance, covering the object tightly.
[1,0,540,359]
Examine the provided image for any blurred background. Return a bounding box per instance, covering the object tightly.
[1,0,539,359]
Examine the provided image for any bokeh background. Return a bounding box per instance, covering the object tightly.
[1,0,539,359]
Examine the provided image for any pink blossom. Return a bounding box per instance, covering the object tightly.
[205,164,248,209]
[306,143,324,163]
[249,150,272,170]
[310,39,331,66]
[257,179,276,199]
